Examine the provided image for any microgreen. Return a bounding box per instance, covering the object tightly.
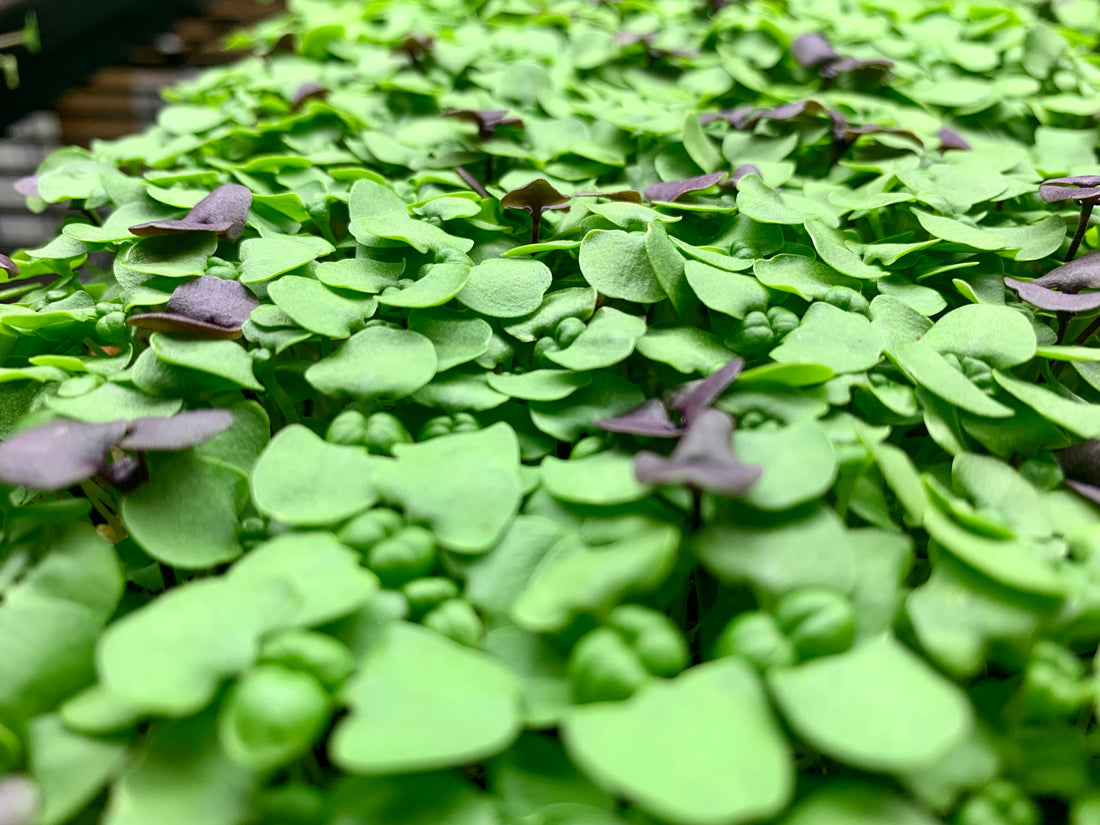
[5,0,1100,821]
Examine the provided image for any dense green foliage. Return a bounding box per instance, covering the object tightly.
[5,0,1100,822]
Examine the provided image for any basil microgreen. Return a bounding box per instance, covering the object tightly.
[6,0,1100,821]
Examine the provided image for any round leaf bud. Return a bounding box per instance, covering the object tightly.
[326,410,369,446]
[363,411,412,454]
[366,525,437,587]
[775,588,856,661]
[568,627,650,704]
[422,598,483,647]
[608,604,690,677]
[337,508,404,552]
[711,611,795,671]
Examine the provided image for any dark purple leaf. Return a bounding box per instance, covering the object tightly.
[699,108,754,129]
[791,33,841,68]
[667,358,746,422]
[1004,252,1100,312]
[443,109,523,140]
[127,276,260,338]
[833,123,923,149]
[819,56,893,80]
[99,454,147,492]
[0,254,19,279]
[595,399,684,438]
[937,128,971,152]
[501,180,571,215]
[1039,177,1100,203]
[634,409,761,496]
[1004,277,1100,313]
[130,183,253,241]
[120,409,236,451]
[394,34,433,59]
[1055,439,1100,486]
[455,166,490,198]
[1064,479,1100,507]
[14,176,39,199]
[572,190,643,203]
[644,172,727,204]
[744,99,831,129]
[725,164,762,189]
[0,420,128,491]
[291,82,329,110]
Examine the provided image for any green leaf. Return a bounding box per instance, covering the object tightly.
[913,210,1065,261]
[103,710,256,825]
[921,304,1036,368]
[770,303,886,374]
[511,522,679,632]
[305,326,438,400]
[579,230,667,303]
[150,334,262,391]
[457,258,553,318]
[376,263,472,308]
[217,665,331,771]
[754,254,860,301]
[350,179,474,254]
[778,782,942,825]
[378,424,522,554]
[563,659,792,825]
[682,113,722,173]
[122,451,247,568]
[122,233,218,278]
[239,236,334,285]
[315,257,404,293]
[695,505,856,595]
[805,222,887,280]
[547,308,646,370]
[530,374,644,442]
[251,425,381,527]
[96,576,298,717]
[768,635,973,772]
[734,421,838,511]
[888,341,1013,418]
[646,223,693,316]
[229,532,379,626]
[635,326,735,374]
[329,773,498,825]
[684,260,769,318]
[267,276,376,338]
[409,309,493,371]
[487,369,592,401]
[29,714,130,825]
[992,370,1100,438]
[541,452,650,505]
[331,621,521,774]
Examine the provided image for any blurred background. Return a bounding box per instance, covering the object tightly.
[0,0,287,254]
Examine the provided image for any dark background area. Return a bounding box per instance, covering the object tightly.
[0,0,286,253]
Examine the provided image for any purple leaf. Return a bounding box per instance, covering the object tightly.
[667,358,745,423]
[937,128,971,152]
[292,82,329,110]
[455,166,490,198]
[14,175,39,198]
[99,454,147,492]
[832,121,922,149]
[1004,251,1100,312]
[791,33,841,68]
[443,109,523,140]
[0,254,19,279]
[730,164,763,187]
[572,189,643,203]
[127,276,260,339]
[744,99,832,129]
[0,420,128,491]
[699,108,754,129]
[129,183,253,241]
[1064,479,1100,507]
[1055,439,1100,486]
[644,172,727,204]
[819,56,893,80]
[634,409,762,497]
[501,179,571,214]
[0,776,38,825]
[394,34,433,64]
[120,409,236,451]
[1039,177,1100,203]
[595,399,684,438]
